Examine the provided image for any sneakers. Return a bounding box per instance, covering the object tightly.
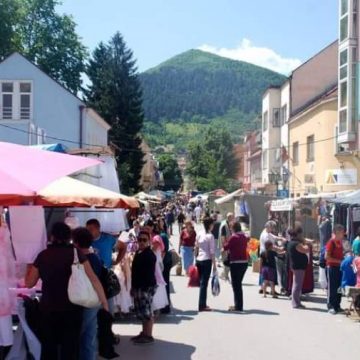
[133,336,155,345]
[199,306,212,312]
[328,309,337,315]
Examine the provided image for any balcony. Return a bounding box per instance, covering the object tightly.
[337,131,356,144]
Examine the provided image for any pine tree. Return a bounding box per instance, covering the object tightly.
[85,32,145,195]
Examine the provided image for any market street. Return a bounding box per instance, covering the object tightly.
[112,224,360,360]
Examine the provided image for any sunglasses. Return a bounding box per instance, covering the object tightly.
[137,237,148,243]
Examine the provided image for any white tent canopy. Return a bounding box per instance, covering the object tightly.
[215,189,244,205]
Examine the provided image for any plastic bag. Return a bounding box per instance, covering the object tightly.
[188,265,200,287]
[211,273,221,296]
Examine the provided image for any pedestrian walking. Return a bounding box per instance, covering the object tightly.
[288,225,309,309]
[180,221,197,275]
[196,217,216,312]
[326,224,345,314]
[223,222,249,312]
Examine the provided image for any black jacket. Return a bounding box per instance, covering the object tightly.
[131,247,157,290]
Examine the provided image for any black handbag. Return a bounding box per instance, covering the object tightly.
[100,267,121,299]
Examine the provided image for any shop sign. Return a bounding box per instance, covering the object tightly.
[325,169,357,186]
[270,199,293,212]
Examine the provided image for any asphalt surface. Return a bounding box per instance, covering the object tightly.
[110,224,359,360]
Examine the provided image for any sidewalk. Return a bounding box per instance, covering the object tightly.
[111,224,360,360]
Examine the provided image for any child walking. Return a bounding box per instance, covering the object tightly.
[260,241,281,298]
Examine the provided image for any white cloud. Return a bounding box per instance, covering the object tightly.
[198,39,302,75]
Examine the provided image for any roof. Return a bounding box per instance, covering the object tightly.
[0,52,110,131]
[290,40,338,76]
[289,85,338,123]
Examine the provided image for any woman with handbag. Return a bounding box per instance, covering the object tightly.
[72,227,108,360]
[25,222,108,360]
[223,222,249,312]
[196,217,216,312]
[131,231,157,345]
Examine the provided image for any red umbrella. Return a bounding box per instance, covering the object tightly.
[0,141,101,205]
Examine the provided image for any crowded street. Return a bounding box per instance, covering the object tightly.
[1,2,360,360]
[112,223,359,360]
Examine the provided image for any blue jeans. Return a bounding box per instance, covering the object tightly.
[196,260,212,310]
[80,307,100,360]
[181,246,194,273]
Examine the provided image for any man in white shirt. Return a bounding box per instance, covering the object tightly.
[194,205,202,224]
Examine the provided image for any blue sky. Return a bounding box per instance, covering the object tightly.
[59,0,338,74]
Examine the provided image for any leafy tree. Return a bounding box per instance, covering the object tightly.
[157,154,182,191]
[85,32,145,195]
[187,127,237,192]
[0,0,22,57]
[0,0,87,94]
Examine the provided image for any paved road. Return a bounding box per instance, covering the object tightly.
[111,224,359,360]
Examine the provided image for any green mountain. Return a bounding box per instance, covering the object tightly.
[140,49,286,150]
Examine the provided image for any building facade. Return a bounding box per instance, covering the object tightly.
[0,53,110,149]
[243,130,262,192]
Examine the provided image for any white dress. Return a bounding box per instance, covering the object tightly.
[0,225,15,346]
[114,256,133,314]
[152,250,169,311]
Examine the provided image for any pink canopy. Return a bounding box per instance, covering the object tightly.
[0,141,101,205]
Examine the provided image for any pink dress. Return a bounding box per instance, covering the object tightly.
[354,257,360,288]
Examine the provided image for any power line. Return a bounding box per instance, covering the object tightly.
[0,121,340,156]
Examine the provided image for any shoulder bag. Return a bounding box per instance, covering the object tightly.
[68,248,101,308]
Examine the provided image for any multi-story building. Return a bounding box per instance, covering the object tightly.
[261,81,290,195]
[337,0,358,147]
[243,130,263,192]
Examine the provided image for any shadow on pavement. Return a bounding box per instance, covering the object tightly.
[112,336,196,360]
[114,309,196,326]
[212,309,280,316]
[303,307,329,313]
[301,295,327,304]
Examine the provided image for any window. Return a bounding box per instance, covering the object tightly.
[20,82,31,120]
[292,142,299,165]
[306,135,315,162]
[340,49,348,66]
[340,81,348,107]
[280,105,287,125]
[340,15,349,42]
[1,83,13,120]
[339,109,347,133]
[341,0,348,16]
[263,111,268,131]
[0,81,32,120]
[272,108,280,127]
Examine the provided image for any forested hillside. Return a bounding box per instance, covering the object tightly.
[140,49,285,150]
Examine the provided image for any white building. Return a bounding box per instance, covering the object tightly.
[261,83,290,194]
[0,52,110,149]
